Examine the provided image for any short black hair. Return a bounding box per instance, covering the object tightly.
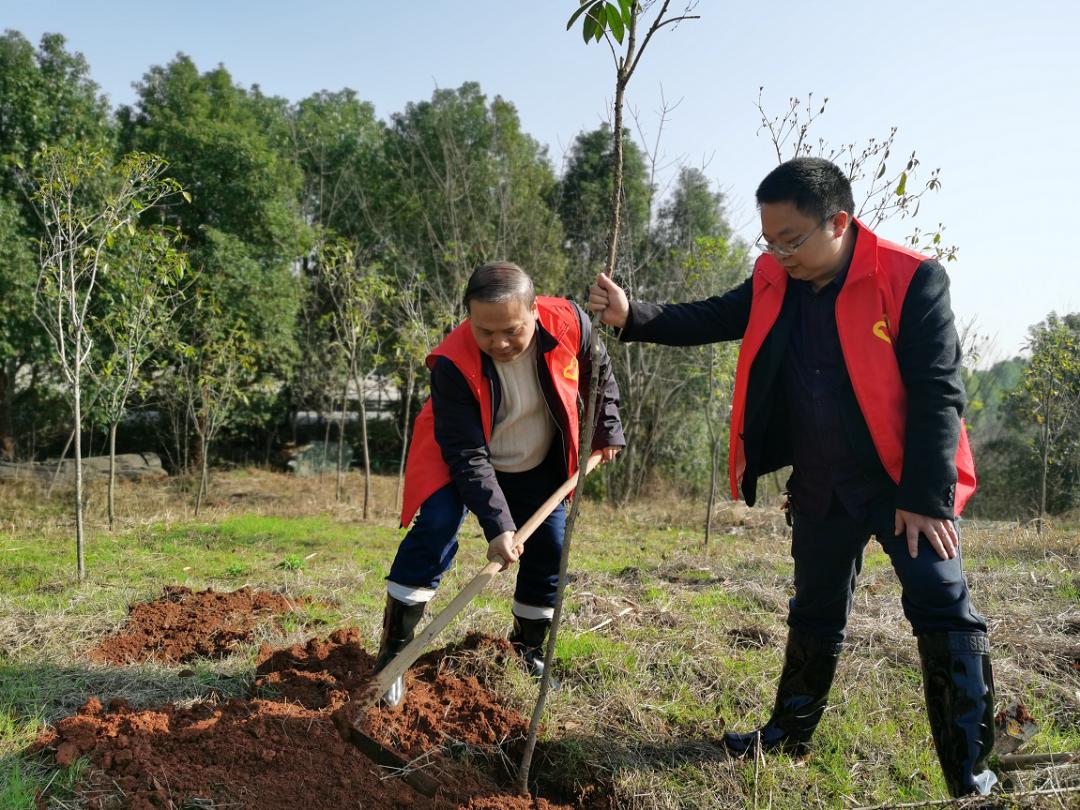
[463,261,535,312]
[755,157,855,222]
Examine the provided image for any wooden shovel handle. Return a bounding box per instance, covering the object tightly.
[361,452,603,708]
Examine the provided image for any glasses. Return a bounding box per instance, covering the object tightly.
[755,213,836,258]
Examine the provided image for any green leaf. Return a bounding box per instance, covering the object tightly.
[895,171,907,196]
[619,0,634,26]
[583,10,597,41]
[181,190,192,203]
[566,0,593,30]
[606,2,625,42]
[126,221,136,236]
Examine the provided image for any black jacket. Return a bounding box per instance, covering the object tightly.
[620,260,965,520]
[431,301,625,539]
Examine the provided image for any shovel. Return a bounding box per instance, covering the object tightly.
[343,452,603,793]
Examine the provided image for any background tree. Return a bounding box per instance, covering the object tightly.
[1008,314,1080,531]
[119,56,309,470]
[391,274,440,511]
[31,146,183,580]
[89,225,188,528]
[376,83,567,329]
[317,238,390,514]
[176,290,257,516]
[0,31,113,460]
[608,166,747,503]
[555,123,651,276]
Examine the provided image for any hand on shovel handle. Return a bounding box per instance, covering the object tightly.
[487,531,523,571]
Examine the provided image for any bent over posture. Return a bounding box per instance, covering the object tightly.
[377,261,625,706]
[589,158,995,798]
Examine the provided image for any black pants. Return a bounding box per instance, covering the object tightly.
[388,459,565,608]
[788,505,987,644]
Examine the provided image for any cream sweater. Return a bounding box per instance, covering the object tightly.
[489,341,555,472]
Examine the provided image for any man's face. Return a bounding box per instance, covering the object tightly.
[468,297,538,362]
[759,201,848,286]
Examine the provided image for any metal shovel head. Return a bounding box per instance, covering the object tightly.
[994,700,1038,755]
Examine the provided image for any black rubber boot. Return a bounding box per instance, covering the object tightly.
[508,614,551,679]
[723,631,843,757]
[917,632,998,797]
[371,593,426,708]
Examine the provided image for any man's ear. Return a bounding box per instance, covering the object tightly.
[831,210,851,239]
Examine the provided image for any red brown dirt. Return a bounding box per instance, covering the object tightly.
[87,586,304,665]
[36,628,600,810]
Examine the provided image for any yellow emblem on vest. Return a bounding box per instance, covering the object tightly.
[563,356,579,381]
[872,319,892,345]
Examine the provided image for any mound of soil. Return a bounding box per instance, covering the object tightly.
[88,586,303,665]
[37,628,595,809]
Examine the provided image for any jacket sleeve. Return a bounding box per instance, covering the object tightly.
[894,260,966,519]
[619,275,754,346]
[573,302,626,450]
[429,357,515,540]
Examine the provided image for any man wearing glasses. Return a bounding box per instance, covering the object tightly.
[588,157,995,798]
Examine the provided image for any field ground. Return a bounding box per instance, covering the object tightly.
[1,468,1078,808]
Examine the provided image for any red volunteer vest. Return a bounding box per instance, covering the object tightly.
[400,297,583,527]
[728,219,977,515]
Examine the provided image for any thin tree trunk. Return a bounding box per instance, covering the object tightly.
[395,368,415,512]
[704,349,718,547]
[0,363,14,461]
[336,378,348,502]
[1038,408,1050,536]
[73,357,86,583]
[191,428,204,481]
[705,439,719,547]
[48,427,76,497]
[358,374,372,520]
[195,438,209,517]
[108,421,118,531]
[322,392,334,478]
[182,409,190,474]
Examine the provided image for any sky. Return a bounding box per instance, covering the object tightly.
[7,0,1080,362]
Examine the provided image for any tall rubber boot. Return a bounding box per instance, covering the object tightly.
[371,593,426,708]
[723,631,843,757]
[917,632,998,797]
[508,614,551,679]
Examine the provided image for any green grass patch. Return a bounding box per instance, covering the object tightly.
[555,632,638,681]
[687,588,755,613]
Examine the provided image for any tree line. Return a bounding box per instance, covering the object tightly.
[1,30,1076,531]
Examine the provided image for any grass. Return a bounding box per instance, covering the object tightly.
[1,469,1079,808]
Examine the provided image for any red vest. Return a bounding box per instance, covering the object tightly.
[728,220,977,515]
[400,297,583,526]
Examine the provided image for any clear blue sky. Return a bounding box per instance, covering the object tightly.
[7,0,1079,360]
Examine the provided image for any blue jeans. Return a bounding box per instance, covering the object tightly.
[788,503,987,643]
[388,462,566,608]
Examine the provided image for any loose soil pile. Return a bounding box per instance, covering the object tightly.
[88,586,303,664]
[37,590,603,809]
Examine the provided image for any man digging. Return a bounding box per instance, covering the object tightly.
[376,261,625,706]
[588,157,996,798]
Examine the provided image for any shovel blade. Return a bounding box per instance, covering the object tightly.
[994,700,1038,755]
